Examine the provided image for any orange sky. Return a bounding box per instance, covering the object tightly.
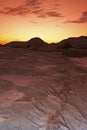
[0,0,87,44]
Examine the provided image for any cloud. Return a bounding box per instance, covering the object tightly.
[0,0,63,19]
[0,0,40,16]
[0,6,30,15]
[46,11,62,17]
[66,11,87,23]
[25,0,40,6]
[37,11,63,18]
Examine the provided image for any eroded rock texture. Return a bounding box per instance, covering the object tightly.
[0,48,87,130]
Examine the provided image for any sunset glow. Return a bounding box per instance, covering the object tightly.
[0,0,87,44]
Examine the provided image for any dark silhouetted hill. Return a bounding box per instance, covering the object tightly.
[2,36,87,56]
[4,36,87,49]
[0,44,2,47]
[56,36,87,57]
[26,37,48,50]
[27,37,47,46]
[4,37,48,50]
[57,36,87,49]
[4,41,27,48]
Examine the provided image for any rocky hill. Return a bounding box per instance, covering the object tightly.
[57,36,87,49]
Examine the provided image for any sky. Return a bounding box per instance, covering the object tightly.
[0,0,87,44]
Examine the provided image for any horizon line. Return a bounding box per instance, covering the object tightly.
[0,35,87,45]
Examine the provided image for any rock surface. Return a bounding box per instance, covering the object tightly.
[0,47,87,130]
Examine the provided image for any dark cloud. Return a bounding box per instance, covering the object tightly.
[66,11,87,23]
[25,0,40,6]
[0,0,63,19]
[46,11,62,17]
[31,9,43,14]
[37,11,63,18]
[0,0,40,16]
[0,6,30,15]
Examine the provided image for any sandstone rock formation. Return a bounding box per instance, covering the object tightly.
[0,46,87,130]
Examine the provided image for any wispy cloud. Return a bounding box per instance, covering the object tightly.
[0,5,30,15]
[46,11,62,17]
[0,0,63,18]
[66,11,87,23]
[0,6,30,15]
[25,0,40,6]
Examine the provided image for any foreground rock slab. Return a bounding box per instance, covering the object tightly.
[0,48,87,130]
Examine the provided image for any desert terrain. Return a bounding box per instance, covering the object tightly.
[0,37,87,130]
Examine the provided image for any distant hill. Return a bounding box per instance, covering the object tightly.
[2,36,87,51]
[3,41,27,48]
[26,37,48,50]
[27,37,47,46]
[57,36,87,49]
[4,37,48,50]
[1,36,87,57]
[56,36,87,57]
